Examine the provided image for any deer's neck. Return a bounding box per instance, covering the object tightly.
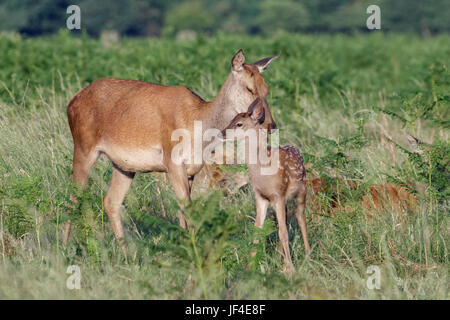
[246,135,263,175]
[199,74,241,131]
[236,132,272,177]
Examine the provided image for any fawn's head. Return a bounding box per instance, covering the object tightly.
[221,98,267,139]
[228,49,278,133]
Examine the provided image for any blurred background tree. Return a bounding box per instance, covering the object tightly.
[257,0,309,34]
[164,0,214,35]
[0,0,448,37]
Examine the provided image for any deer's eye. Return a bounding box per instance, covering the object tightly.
[237,123,243,127]
[246,87,254,95]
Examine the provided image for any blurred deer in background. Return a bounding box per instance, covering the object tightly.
[361,183,417,215]
[196,147,249,193]
[304,176,418,216]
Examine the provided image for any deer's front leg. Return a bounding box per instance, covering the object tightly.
[274,198,294,272]
[247,192,269,270]
[167,162,190,229]
[253,192,269,239]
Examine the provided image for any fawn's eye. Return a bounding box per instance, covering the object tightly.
[246,87,254,94]
[237,123,243,127]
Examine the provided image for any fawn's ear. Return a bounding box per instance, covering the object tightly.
[248,98,265,124]
[231,49,245,71]
[252,53,280,73]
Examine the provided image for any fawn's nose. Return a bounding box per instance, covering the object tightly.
[269,121,278,133]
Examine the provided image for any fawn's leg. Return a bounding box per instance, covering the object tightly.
[103,166,135,248]
[296,182,310,254]
[254,193,269,229]
[274,197,293,271]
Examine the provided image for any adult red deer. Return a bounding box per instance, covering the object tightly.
[64,50,278,244]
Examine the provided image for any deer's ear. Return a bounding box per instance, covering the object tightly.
[252,53,280,72]
[249,98,265,124]
[231,49,245,71]
[247,98,260,113]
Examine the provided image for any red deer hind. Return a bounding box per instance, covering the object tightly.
[64,50,279,245]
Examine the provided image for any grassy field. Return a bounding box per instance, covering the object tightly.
[0,31,448,299]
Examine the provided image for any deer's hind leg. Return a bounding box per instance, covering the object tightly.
[63,147,100,244]
[167,163,190,229]
[296,181,310,254]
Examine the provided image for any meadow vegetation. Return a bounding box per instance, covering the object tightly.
[0,31,448,299]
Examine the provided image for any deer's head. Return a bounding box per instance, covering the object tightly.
[221,98,267,139]
[227,49,278,133]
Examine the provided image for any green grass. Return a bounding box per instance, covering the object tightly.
[0,30,449,299]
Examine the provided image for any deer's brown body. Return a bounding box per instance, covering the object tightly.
[361,183,417,215]
[64,50,279,243]
[305,178,417,216]
[222,99,310,271]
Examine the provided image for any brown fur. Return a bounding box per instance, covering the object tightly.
[361,183,417,215]
[304,178,417,216]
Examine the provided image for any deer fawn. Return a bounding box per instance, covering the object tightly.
[64,50,279,245]
[221,98,310,271]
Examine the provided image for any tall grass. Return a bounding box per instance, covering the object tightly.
[0,31,448,299]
